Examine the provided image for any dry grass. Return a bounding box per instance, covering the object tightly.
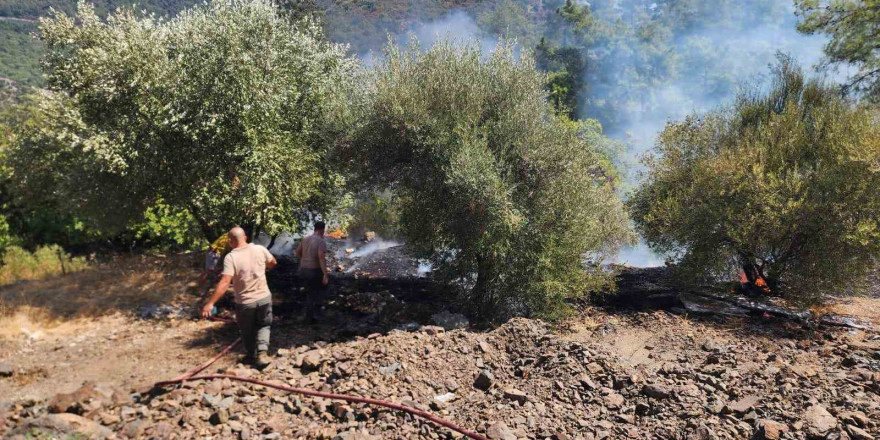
[0,252,202,337]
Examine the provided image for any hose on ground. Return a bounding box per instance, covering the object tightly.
[157,373,489,440]
[153,315,489,440]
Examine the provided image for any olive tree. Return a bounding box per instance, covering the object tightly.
[630,58,880,302]
[349,41,633,319]
[25,0,356,239]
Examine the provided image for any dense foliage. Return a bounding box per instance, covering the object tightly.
[630,58,880,302]
[350,41,633,318]
[796,0,880,102]
[22,0,356,240]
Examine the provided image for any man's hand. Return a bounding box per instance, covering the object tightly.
[322,273,329,286]
[202,274,232,319]
[201,302,214,318]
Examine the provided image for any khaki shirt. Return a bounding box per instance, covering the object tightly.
[222,244,274,304]
[298,234,326,269]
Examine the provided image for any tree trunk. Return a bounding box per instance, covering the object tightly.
[473,255,494,317]
[188,204,215,242]
[267,233,279,250]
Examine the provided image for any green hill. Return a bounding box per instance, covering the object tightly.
[0,0,497,91]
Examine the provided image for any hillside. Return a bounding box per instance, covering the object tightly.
[0,0,493,90]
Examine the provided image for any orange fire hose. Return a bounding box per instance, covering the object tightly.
[154,317,489,440]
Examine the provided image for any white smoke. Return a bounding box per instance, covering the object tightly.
[587,3,854,267]
[358,10,502,62]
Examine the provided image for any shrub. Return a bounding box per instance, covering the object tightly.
[350,41,633,319]
[629,57,880,303]
[0,244,88,285]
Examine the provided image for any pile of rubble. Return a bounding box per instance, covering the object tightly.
[3,313,879,440]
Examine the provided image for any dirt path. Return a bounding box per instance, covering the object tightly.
[0,315,238,401]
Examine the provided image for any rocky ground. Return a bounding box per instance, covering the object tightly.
[1,242,879,440]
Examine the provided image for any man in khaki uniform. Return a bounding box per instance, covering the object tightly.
[202,227,277,368]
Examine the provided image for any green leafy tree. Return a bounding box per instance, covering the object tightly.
[629,57,880,302]
[796,0,880,101]
[478,0,538,48]
[29,0,356,240]
[535,38,586,118]
[350,41,633,319]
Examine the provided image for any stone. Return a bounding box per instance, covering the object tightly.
[803,405,837,439]
[603,393,625,408]
[47,381,124,414]
[486,422,517,440]
[642,384,671,399]
[839,411,871,428]
[378,362,402,376]
[502,388,528,404]
[9,413,113,439]
[474,370,494,390]
[421,325,446,335]
[300,350,324,370]
[123,420,146,438]
[434,393,456,404]
[578,374,598,390]
[726,395,761,414]
[0,363,13,377]
[687,423,717,440]
[756,419,789,440]
[152,421,175,438]
[847,425,874,440]
[210,409,230,425]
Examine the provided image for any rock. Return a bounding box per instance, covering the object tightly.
[687,423,717,440]
[434,393,455,404]
[586,363,604,374]
[842,356,860,368]
[48,381,129,414]
[122,420,146,438]
[502,388,528,404]
[839,411,871,428]
[642,384,671,399]
[0,363,13,377]
[10,413,113,439]
[756,419,789,440]
[363,231,376,242]
[421,325,445,335]
[210,409,230,425]
[603,392,625,408]
[578,374,598,390]
[299,350,324,370]
[378,362,402,376]
[474,370,494,391]
[151,421,175,438]
[847,425,874,440]
[431,311,469,330]
[726,395,761,414]
[803,405,837,439]
[486,422,517,440]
